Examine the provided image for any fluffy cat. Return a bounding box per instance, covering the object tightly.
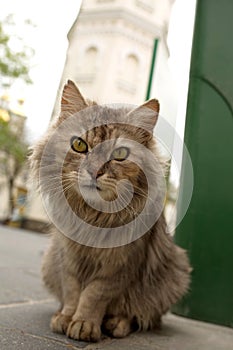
[30,80,190,342]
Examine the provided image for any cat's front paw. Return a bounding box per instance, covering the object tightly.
[50,312,72,334]
[102,316,131,338]
[67,319,101,342]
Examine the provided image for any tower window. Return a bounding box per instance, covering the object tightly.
[125,54,140,85]
[83,46,98,75]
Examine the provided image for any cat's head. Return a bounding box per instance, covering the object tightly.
[31,80,164,223]
[58,81,160,206]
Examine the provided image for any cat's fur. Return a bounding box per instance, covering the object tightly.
[30,80,190,342]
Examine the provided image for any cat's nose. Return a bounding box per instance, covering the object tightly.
[87,166,104,179]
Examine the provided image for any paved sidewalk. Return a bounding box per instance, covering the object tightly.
[0,225,233,350]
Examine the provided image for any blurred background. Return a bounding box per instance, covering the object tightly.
[1,0,233,333]
[0,0,196,230]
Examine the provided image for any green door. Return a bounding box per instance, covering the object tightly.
[173,0,233,327]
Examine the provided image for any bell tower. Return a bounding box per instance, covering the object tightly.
[52,0,174,118]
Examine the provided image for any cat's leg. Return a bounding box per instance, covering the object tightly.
[42,246,72,334]
[42,243,63,302]
[102,316,134,338]
[50,272,81,334]
[66,279,114,342]
[41,239,81,334]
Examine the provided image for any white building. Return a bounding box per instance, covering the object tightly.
[52,0,176,120]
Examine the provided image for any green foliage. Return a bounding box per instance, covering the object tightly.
[0,15,34,85]
[0,118,28,218]
[0,119,28,174]
[0,14,33,219]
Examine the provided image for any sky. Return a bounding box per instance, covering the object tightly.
[0,0,82,142]
[0,0,196,143]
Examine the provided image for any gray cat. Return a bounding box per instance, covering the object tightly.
[30,80,190,342]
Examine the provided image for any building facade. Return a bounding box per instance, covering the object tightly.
[52,0,175,118]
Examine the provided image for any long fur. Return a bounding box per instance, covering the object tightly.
[29,81,190,342]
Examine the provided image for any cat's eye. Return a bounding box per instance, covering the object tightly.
[111,147,129,161]
[70,136,88,153]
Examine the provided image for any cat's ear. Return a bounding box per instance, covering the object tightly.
[61,80,88,116]
[127,99,160,134]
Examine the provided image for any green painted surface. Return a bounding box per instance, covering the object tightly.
[173,0,233,327]
[146,39,158,100]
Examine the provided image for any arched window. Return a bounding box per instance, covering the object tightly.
[117,53,141,94]
[83,46,98,75]
[124,54,139,85]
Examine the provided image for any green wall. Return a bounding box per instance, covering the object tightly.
[173,0,233,327]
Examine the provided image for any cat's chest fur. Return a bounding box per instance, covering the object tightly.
[57,231,147,286]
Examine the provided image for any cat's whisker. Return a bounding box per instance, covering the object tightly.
[116,191,151,230]
[40,178,76,193]
[121,184,148,202]
[40,183,62,192]
[132,184,159,203]
[117,193,135,215]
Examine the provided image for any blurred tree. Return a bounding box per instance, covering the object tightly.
[0,119,28,220]
[0,14,33,221]
[0,14,34,85]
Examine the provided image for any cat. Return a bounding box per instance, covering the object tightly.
[29,80,191,342]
